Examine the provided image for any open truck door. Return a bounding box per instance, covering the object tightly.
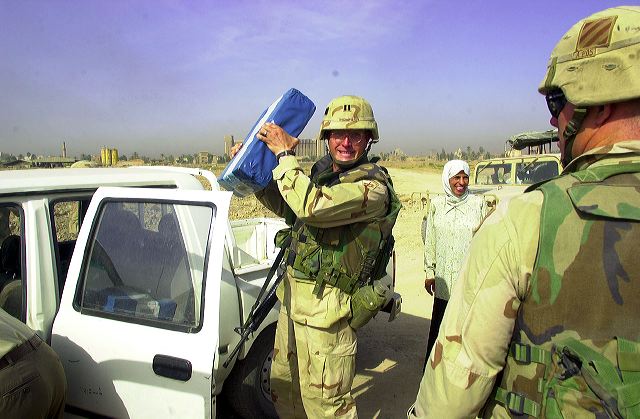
[52,186,231,418]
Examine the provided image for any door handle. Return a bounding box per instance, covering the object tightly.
[152,354,192,381]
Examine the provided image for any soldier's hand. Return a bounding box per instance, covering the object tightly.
[424,277,435,296]
[257,122,299,155]
[230,142,243,159]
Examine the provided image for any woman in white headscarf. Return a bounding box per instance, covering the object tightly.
[422,159,487,370]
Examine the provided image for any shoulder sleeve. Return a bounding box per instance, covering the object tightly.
[272,156,389,228]
[411,191,542,418]
[255,180,291,219]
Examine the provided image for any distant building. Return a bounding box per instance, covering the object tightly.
[197,151,212,165]
[100,146,119,166]
[222,133,326,161]
[296,138,326,160]
[30,156,77,168]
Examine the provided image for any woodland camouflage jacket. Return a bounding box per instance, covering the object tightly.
[410,140,640,418]
[255,154,392,327]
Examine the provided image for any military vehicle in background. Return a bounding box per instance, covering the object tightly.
[469,129,562,211]
[420,130,562,242]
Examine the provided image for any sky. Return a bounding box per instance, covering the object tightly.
[0,0,628,158]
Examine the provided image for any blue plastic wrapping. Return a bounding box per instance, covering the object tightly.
[219,88,316,197]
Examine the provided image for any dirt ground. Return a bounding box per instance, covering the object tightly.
[223,165,443,418]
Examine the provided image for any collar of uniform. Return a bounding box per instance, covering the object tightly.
[564,140,640,172]
[272,155,301,181]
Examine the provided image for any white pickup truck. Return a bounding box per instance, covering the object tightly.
[0,166,400,418]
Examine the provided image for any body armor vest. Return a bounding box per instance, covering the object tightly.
[487,163,640,418]
[287,155,401,296]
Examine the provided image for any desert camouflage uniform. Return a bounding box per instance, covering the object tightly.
[0,308,66,418]
[256,154,390,419]
[409,141,640,418]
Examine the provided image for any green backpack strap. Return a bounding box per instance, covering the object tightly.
[616,338,640,417]
[618,337,640,376]
[492,342,550,417]
[493,387,541,417]
[510,342,552,366]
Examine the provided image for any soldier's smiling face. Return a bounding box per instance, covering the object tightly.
[327,130,369,164]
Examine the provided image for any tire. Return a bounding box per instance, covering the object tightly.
[224,324,278,419]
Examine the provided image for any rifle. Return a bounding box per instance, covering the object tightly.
[223,235,291,368]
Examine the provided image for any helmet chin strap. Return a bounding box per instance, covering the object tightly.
[561,107,588,168]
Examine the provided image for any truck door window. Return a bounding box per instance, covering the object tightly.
[77,200,213,332]
[52,199,91,295]
[0,205,24,320]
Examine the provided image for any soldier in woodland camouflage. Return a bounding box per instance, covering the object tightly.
[232,96,400,418]
[409,6,640,418]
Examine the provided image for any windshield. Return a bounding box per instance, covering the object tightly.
[515,160,559,184]
[475,163,512,185]
[475,160,559,185]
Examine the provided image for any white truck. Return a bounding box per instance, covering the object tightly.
[0,166,401,418]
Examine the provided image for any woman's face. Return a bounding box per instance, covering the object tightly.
[449,170,469,197]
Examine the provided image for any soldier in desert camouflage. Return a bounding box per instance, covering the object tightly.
[232,95,400,418]
[409,6,640,418]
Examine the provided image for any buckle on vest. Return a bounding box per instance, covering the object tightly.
[505,391,526,416]
[559,347,581,380]
[511,342,531,364]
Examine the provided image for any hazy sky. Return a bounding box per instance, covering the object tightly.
[0,0,625,157]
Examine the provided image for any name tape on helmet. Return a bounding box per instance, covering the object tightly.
[573,15,617,59]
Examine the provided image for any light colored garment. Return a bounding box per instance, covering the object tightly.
[409,141,640,418]
[0,308,67,419]
[0,306,31,356]
[258,155,388,228]
[423,193,486,300]
[271,276,357,419]
[256,155,390,419]
[441,160,470,200]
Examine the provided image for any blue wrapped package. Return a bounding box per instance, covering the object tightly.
[219,88,316,197]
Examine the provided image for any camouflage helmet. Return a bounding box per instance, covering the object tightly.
[538,6,640,105]
[318,95,379,142]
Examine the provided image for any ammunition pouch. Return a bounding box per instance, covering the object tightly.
[288,223,365,296]
[289,248,364,296]
[274,228,292,248]
[348,280,387,330]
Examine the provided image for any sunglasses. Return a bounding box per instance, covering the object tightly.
[327,131,369,146]
[545,90,567,118]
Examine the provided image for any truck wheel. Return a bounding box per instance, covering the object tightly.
[224,324,278,419]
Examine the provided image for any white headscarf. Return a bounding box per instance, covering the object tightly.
[442,160,470,204]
